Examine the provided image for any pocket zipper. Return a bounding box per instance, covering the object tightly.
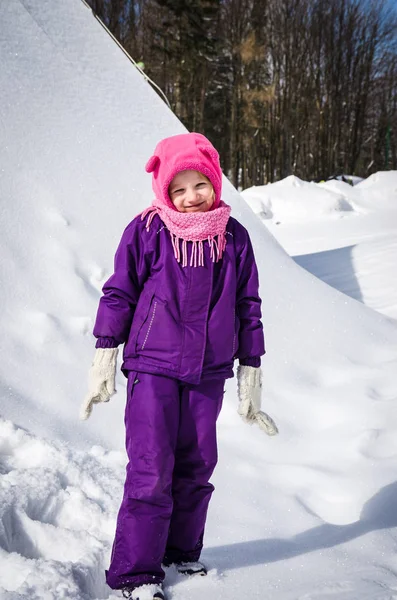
[232,308,236,356]
[141,300,157,350]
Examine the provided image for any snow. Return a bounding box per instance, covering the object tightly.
[1,0,397,599]
[0,419,121,599]
[242,175,354,222]
[242,173,397,319]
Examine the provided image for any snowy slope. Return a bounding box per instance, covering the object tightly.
[1,1,397,599]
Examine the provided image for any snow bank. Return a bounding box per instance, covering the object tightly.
[352,171,397,212]
[243,172,397,319]
[242,175,353,223]
[356,170,397,191]
[242,171,397,223]
[319,178,362,201]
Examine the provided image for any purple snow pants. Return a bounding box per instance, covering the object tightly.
[106,371,225,590]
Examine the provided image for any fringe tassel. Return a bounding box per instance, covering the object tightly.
[171,233,181,262]
[198,240,204,267]
[182,239,188,267]
[190,240,197,267]
[168,230,228,267]
[217,233,227,261]
[141,206,158,232]
[141,206,152,220]
[208,233,226,263]
[213,237,219,261]
[208,236,214,262]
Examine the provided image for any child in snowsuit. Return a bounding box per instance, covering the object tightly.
[81,132,278,600]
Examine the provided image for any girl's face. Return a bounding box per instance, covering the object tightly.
[169,170,215,213]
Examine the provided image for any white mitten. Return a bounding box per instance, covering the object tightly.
[237,365,278,436]
[80,348,119,420]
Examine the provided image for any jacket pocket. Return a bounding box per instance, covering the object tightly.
[135,295,181,369]
[124,284,155,358]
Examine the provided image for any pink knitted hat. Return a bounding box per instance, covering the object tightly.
[145,132,222,210]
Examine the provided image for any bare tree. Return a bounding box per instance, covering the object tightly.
[87,0,397,184]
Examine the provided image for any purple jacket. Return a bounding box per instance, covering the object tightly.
[93,213,265,384]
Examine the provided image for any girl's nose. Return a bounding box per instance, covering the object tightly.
[185,187,198,203]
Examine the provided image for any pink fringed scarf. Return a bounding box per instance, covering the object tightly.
[141,198,231,267]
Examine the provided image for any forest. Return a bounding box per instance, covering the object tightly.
[86,0,397,187]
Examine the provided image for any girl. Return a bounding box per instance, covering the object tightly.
[81,132,278,600]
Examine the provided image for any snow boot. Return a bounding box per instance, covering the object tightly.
[121,583,165,600]
[173,561,208,576]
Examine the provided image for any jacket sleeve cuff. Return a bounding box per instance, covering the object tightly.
[95,336,120,349]
[239,356,261,368]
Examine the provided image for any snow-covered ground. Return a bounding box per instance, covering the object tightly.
[1,1,397,599]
